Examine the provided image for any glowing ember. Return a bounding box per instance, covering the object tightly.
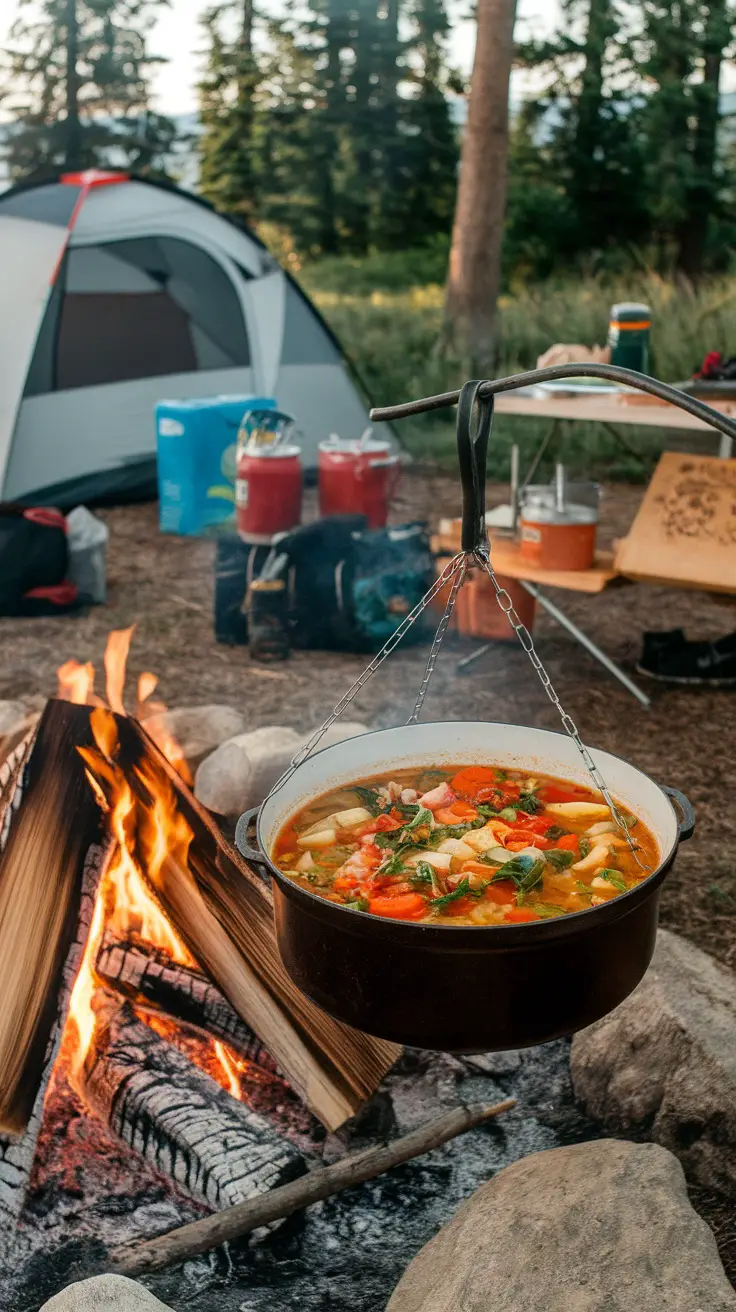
[214,1041,242,1100]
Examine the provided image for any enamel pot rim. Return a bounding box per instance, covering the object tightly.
[239,720,690,944]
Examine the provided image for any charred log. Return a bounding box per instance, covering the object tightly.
[0,702,107,1134]
[96,941,278,1073]
[0,843,110,1257]
[79,1005,305,1211]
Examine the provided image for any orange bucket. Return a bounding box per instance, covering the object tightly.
[433,559,535,641]
[519,482,598,572]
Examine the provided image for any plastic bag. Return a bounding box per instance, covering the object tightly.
[66,505,109,604]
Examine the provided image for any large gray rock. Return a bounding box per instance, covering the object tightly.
[144,704,246,771]
[40,1275,174,1311]
[195,720,370,816]
[572,927,736,1195]
[298,721,370,753]
[195,725,302,815]
[387,1139,736,1312]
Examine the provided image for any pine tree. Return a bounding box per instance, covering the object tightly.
[370,0,457,249]
[515,0,645,257]
[633,0,733,277]
[2,0,175,183]
[198,0,262,222]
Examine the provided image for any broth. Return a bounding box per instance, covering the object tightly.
[272,764,659,925]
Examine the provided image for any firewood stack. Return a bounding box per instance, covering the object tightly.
[0,700,399,1260]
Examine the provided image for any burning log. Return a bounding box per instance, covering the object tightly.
[111,1099,517,1276]
[96,940,278,1072]
[0,698,397,1142]
[80,1004,305,1211]
[0,698,108,1136]
[0,842,110,1250]
[86,706,400,1130]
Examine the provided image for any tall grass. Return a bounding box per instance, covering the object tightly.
[300,255,736,481]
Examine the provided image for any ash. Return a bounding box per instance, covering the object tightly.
[3,1039,596,1312]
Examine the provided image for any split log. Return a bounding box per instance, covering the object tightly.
[96,940,278,1072]
[0,701,107,1137]
[0,729,34,853]
[86,704,401,1130]
[111,1098,516,1276]
[0,698,396,1137]
[0,842,110,1253]
[81,1004,305,1212]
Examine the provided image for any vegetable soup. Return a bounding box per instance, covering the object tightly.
[273,764,658,925]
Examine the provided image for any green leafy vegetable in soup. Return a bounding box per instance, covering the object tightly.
[272,763,658,926]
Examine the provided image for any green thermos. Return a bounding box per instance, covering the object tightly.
[608,302,651,375]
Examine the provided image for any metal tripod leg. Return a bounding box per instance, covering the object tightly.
[520,582,651,707]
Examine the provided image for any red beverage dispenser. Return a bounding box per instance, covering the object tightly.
[318,434,400,529]
[236,408,302,541]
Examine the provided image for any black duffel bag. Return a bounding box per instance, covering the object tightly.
[214,516,435,651]
[0,505,78,617]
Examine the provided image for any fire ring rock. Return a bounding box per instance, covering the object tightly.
[39,1274,174,1311]
[571,928,736,1195]
[386,1139,736,1312]
[194,721,370,816]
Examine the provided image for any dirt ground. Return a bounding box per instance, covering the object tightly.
[2,468,733,968]
[2,469,736,1279]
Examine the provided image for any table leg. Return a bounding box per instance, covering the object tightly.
[456,642,494,673]
[520,582,652,708]
[599,421,651,469]
[719,432,734,459]
[519,419,562,493]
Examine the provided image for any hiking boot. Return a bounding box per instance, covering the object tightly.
[637,631,736,685]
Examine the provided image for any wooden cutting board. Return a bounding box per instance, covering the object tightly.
[614,452,736,592]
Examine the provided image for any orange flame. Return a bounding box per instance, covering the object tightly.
[68,710,197,1080]
[214,1041,242,1100]
[57,660,96,704]
[60,632,232,1100]
[104,625,135,715]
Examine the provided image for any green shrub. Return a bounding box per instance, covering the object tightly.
[300,261,736,481]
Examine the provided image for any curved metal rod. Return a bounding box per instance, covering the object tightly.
[369,361,736,442]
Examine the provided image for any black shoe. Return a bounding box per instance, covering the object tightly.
[637,632,736,686]
[639,630,686,672]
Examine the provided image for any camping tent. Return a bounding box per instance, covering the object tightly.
[0,170,393,507]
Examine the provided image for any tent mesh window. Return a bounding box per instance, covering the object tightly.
[24,237,251,396]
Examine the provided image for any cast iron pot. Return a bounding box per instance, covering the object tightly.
[235,721,694,1052]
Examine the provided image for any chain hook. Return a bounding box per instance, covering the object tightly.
[457,380,494,554]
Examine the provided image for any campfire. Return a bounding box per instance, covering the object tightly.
[0,632,399,1263]
[61,639,253,1109]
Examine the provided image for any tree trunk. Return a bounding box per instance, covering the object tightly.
[64,0,82,171]
[442,0,517,373]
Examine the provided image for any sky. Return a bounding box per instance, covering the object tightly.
[1,0,561,117]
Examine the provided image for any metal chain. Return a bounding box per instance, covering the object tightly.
[408,557,467,724]
[264,535,648,871]
[266,553,466,801]
[473,548,647,868]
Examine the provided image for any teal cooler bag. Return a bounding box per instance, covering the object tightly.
[156,395,276,536]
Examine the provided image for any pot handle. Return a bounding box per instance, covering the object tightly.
[661,785,696,841]
[234,806,269,867]
[457,380,494,553]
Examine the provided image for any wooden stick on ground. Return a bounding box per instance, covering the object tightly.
[111,1098,515,1277]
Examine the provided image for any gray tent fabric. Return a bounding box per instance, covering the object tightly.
[0,174,395,508]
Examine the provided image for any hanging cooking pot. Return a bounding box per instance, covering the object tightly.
[235,375,702,1053]
[236,723,693,1051]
